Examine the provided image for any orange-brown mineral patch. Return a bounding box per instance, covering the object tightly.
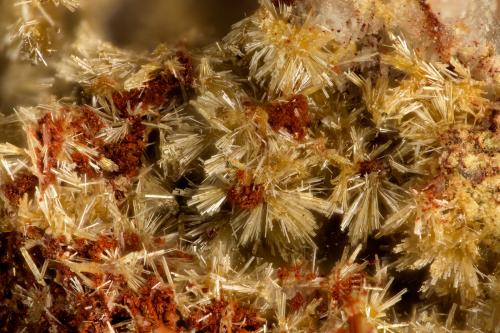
[72,289,113,333]
[227,170,265,210]
[123,230,142,252]
[330,271,364,308]
[102,117,146,178]
[70,107,105,144]
[112,51,193,115]
[37,113,66,185]
[42,235,66,259]
[187,298,263,333]
[420,175,448,203]
[1,173,38,206]
[121,278,178,333]
[0,232,38,331]
[71,152,96,177]
[265,94,310,140]
[290,292,306,311]
[73,235,118,260]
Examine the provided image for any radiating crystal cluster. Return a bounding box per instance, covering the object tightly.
[0,0,498,332]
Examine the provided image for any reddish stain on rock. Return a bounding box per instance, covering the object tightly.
[418,0,453,61]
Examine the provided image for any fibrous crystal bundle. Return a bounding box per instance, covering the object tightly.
[0,0,498,332]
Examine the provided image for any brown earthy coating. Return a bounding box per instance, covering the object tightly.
[70,106,155,180]
[39,274,176,333]
[187,299,263,333]
[112,51,193,115]
[265,94,311,140]
[227,171,265,210]
[123,230,142,252]
[72,290,114,333]
[71,152,96,177]
[32,80,189,182]
[102,117,146,178]
[68,107,104,177]
[290,292,306,311]
[481,108,499,133]
[73,235,118,260]
[121,278,178,333]
[70,107,105,143]
[0,232,40,332]
[37,113,66,185]
[42,235,66,259]
[35,107,105,180]
[112,71,176,113]
[1,173,38,206]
